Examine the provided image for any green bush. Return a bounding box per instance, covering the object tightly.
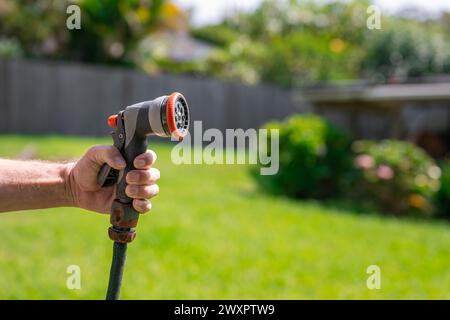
[361,22,450,82]
[191,24,239,47]
[351,140,441,216]
[435,161,450,218]
[254,114,352,199]
[0,38,22,58]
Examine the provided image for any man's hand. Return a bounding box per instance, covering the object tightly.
[66,145,160,214]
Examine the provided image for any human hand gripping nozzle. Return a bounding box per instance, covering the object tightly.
[98,92,189,299]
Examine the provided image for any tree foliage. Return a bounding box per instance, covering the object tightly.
[2,0,450,87]
[0,0,166,65]
[190,0,450,87]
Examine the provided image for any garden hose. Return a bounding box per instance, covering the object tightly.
[106,242,127,300]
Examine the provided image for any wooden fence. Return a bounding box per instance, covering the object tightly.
[0,58,298,136]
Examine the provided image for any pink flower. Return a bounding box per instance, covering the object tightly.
[355,154,375,170]
[376,165,394,180]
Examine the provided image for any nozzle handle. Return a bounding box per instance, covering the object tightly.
[116,136,148,204]
[97,164,119,187]
[97,109,148,243]
[108,134,148,243]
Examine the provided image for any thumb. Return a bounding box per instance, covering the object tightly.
[88,145,126,170]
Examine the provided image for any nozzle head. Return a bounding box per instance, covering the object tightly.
[118,92,189,141]
[164,92,189,140]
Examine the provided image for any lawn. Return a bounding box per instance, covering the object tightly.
[0,135,448,299]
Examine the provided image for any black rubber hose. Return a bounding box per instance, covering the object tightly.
[106,242,127,300]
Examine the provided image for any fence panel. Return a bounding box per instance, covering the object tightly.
[0,58,298,136]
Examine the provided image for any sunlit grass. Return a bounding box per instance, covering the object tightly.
[0,135,448,299]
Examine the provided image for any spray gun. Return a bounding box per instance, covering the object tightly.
[97,92,189,300]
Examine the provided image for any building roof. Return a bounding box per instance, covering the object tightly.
[302,82,450,104]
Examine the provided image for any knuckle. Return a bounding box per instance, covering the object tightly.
[142,170,153,182]
[143,151,153,159]
[128,169,159,184]
[136,170,153,184]
[105,146,121,159]
[125,185,137,197]
[126,171,140,183]
[87,145,102,155]
[143,169,157,183]
[143,186,152,197]
[140,186,151,198]
[126,180,159,198]
[106,145,118,155]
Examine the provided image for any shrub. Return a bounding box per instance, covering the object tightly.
[254,114,352,199]
[435,161,450,218]
[351,140,441,216]
[361,23,450,82]
[191,24,239,47]
[0,38,22,58]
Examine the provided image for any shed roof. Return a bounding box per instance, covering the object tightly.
[303,82,450,103]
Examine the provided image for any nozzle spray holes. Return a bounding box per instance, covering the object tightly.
[174,98,189,132]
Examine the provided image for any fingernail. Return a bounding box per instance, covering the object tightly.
[115,157,126,168]
[150,151,157,163]
[153,169,161,180]
[140,200,150,210]
[135,159,146,168]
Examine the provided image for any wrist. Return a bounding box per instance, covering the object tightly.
[61,162,77,208]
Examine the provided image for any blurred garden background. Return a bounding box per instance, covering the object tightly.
[0,0,449,299]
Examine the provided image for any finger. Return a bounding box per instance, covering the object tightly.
[126,168,160,185]
[132,199,152,213]
[125,184,159,199]
[88,145,126,170]
[134,150,157,169]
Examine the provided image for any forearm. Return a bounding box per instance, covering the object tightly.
[0,159,74,212]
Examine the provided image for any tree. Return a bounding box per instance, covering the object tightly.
[361,21,450,82]
[0,0,167,65]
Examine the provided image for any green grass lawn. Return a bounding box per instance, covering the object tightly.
[0,135,448,299]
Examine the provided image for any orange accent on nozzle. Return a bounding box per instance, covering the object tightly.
[108,115,118,128]
[166,92,187,140]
